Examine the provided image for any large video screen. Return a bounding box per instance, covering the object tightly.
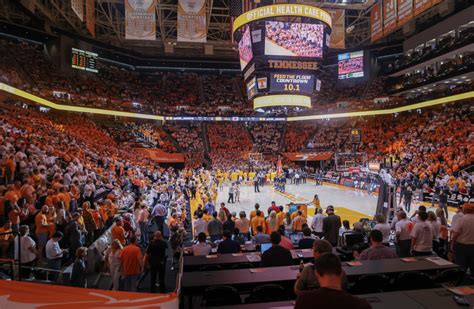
[72,48,98,73]
[338,50,364,80]
[265,21,324,58]
[238,26,254,71]
[270,73,314,94]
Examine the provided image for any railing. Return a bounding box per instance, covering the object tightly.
[0,230,69,283]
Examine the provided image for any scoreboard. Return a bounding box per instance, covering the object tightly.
[233,3,333,111]
[269,73,314,94]
[71,48,98,73]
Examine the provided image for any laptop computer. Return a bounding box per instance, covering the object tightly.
[260,243,272,254]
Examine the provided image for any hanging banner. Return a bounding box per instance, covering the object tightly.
[71,0,84,22]
[86,0,95,37]
[397,0,413,27]
[414,0,432,16]
[178,0,207,42]
[383,0,398,35]
[125,0,156,40]
[370,2,383,43]
[327,9,345,49]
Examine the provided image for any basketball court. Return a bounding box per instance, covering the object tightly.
[212,182,456,225]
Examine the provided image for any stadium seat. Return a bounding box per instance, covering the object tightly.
[245,284,289,303]
[230,263,254,269]
[393,271,435,291]
[350,274,390,294]
[433,268,465,287]
[198,264,223,271]
[202,286,242,306]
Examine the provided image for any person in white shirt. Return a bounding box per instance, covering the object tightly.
[192,233,212,256]
[193,212,208,238]
[410,211,433,256]
[14,225,37,279]
[311,208,325,237]
[427,211,440,253]
[45,231,66,280]
[451,205,464,230]
[395,211,412,257]
[450,203,474,272]
[373,213,391,245]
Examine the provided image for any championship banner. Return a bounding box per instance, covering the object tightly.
[397,0,413,27]
[71,0,84,22]
[414,0,432,16]
[0,280,178,308]
[125,0,156,40]
[177,0,207,43]
[327,9,345,49]
[86,0,95,37]
[370,2,383,43]
[383,0,398,35]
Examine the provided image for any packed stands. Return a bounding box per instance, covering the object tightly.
[166,123,205,168]
[207,123,253,169]
[284,123,316,152]
[247,123,283,153]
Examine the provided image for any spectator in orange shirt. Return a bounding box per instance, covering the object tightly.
[35,205,51,259]
[111,218,126,246]
[120,236,143,292]
[250,210,266,236]
[292,211,307,233]
[250,203,264,221]
[0,221,13,258]
[5,155,15,184]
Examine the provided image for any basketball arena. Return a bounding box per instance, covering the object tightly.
[0,0,473,308]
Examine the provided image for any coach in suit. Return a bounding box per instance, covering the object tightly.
[322,205,342,247]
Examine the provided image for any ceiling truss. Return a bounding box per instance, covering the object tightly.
[0,0,373,58]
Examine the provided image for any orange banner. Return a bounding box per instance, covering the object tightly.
[86,0,95,37]
[397,0,413,27]
[326,9,345,49]
[0,280,178,308]
[370,2,383,43]
[383,0,398,35]
[283,152,333,161]
[413,0,432,16]
[134,148,185,163]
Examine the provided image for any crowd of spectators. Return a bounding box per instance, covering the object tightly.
[247,123,283,153]
[387,51,473,93]
[122,122,177,153]
[0,38,472,120]
[208,123,253,170]
[384,26,473,74]
[0,99,205,292]
[284,123,316,152]
[166,123,205,168]
[360,103,473,184]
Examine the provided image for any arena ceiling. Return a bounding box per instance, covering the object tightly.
[0,0,374,58]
